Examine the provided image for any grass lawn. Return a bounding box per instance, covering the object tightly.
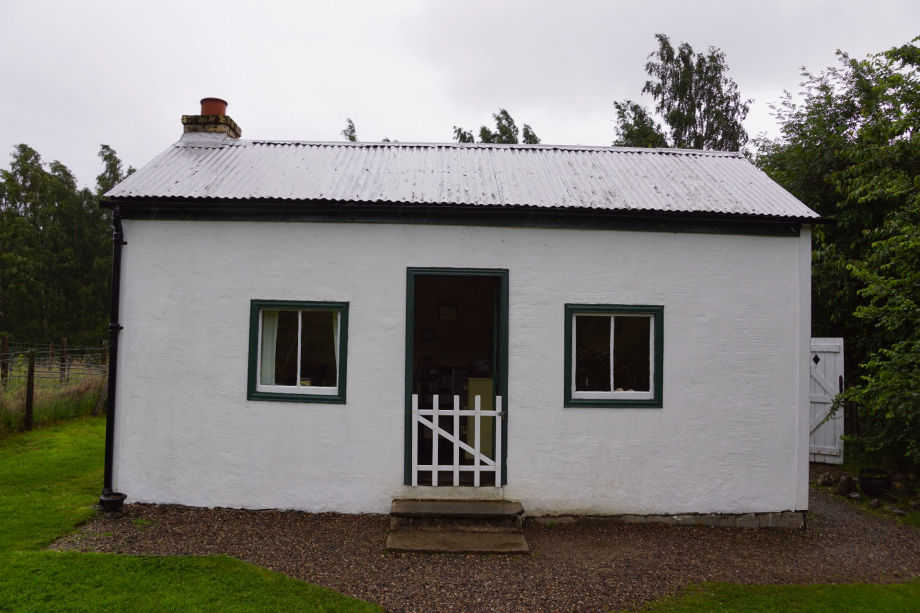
[0,417,104,551]
[629,581,920,612]
[0,416,381,612]
[2,553,379,613]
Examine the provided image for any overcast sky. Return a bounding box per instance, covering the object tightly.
[1,1,918,189]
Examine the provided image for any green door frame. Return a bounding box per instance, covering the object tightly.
[404,267,510,486]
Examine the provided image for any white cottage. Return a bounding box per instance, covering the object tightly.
[99,99,819,524]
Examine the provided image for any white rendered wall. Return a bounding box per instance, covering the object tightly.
[113,219,811,516]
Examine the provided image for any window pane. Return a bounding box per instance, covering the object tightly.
[613,316,651,392]
[575,315,611,392]
[271,310,299,386]
[300,310,338,388]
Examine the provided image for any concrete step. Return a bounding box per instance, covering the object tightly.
[387,499,530,553]
[390,499,524,534]
[385,530,530,554]
[390,499,524,519]
[390,515,522,533]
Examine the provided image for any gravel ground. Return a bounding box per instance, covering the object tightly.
[54,468,920,613]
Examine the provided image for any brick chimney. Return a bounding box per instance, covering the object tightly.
[181,97,242,139]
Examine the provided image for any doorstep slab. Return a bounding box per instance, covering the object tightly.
[386,530,530,554]
[390,499,524,519]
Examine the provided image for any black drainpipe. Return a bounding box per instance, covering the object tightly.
[99,205,127,515]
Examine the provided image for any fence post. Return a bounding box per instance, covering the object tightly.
[101,340,108,366]
[60,338,68,384]
[0,337,8,387]
[25,351,35,431]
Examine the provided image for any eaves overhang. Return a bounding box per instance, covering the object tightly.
[99,196,829,237]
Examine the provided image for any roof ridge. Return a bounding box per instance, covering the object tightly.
[228,140,744,157]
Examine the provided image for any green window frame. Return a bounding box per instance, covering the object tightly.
[564,304,663,408]
[247,300,349,404]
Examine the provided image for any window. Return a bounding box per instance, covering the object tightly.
[564,304,663,408]
[247,300,348,403]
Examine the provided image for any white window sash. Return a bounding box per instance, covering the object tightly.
[574,390,654,400]
[256,308,341,395]
[257,384,340,396]
[296,309,302,387]
[332,311,340,386]
[571,313,654,400]
[259,310,278,386]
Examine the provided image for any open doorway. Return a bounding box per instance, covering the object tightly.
[404,269,508,487]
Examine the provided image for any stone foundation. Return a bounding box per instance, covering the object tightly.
[532,511,805,530]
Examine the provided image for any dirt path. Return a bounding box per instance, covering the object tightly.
[54,477,920,613]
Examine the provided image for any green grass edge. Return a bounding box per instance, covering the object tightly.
[0,416,382,612]
[623,580,920,613]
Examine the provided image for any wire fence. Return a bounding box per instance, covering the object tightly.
[2,346,108,389]
[0,342,109,434]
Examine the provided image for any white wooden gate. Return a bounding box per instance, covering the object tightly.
[810,338,844,464]
[411,394,502,487]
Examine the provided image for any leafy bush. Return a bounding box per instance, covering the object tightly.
[757,37,920,469]
[832,40,920,469]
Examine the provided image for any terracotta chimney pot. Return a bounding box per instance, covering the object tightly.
[200,97,228,115]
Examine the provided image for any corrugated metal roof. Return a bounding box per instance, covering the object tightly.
[106,136,818,219]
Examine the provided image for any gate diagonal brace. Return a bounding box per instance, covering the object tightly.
[416,415,496,466]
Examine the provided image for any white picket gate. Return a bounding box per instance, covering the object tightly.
[411,394,502,487]
[810,338,844,464]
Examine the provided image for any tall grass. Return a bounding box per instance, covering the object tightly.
[0,371,105,437]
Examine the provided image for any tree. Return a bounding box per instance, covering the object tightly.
[755,43,919,386]
[844,205,920,466]
[613,34,751,151]
[453,126,475,143]
[755,37,920,466]
[96,144,135,196]
[612,100,668,148]
[521,124,540,145]
[341,118,357,142]
[453,109,541,145]
[0,144,127,346]
[828,39,920,466]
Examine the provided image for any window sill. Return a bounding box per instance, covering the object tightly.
[247,390,346,404]
[564,397,662,409]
